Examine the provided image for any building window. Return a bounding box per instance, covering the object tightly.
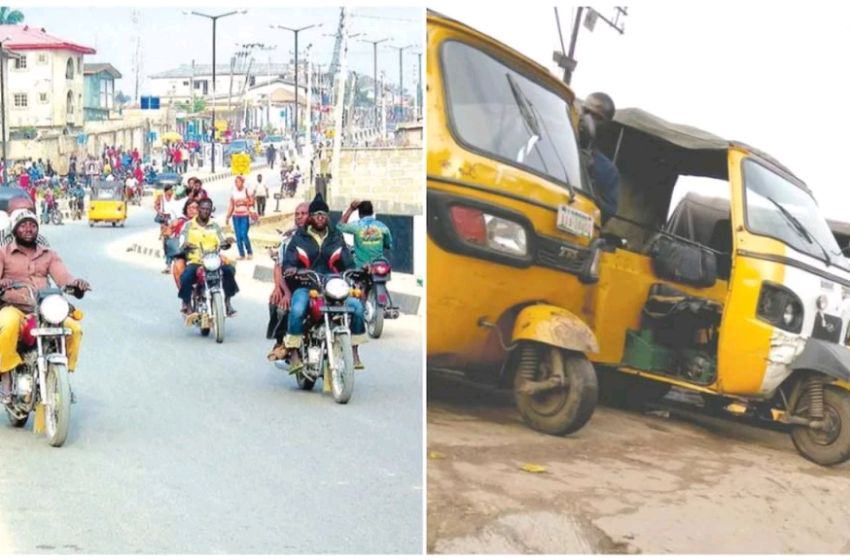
[37,53,48,65]
[65,58,74,79]
[77,57,81,74]
[66,90,74,115]
[13,93,27,107]
[183,80,189,86]
[39,93,48,104]
[14,56,26,70]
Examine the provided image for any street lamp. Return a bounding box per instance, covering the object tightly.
[184,9,247,174]
[271,22,322,154]
[386,44,414,124]
[359,36,391,131]
[0,36,10,187]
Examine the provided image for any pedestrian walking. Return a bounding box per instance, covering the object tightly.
[226,176,255,261]
[254,173,268,217]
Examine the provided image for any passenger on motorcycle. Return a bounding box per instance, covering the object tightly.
[267,201,309,360]
[281,193,367,371]
[177,198,239,317]
[0,196,50,247]
[337,200,393,270]
[170,198,200,289]
[0,210,89,403]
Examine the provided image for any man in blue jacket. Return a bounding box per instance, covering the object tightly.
[582,92,620,224]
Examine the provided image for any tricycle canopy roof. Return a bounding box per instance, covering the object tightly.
[605,107,806,191]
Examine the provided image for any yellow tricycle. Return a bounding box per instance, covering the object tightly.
[88,180,127,227]
[427,11,613,435]
[588,107,850,465]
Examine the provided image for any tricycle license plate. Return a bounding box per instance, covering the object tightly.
[556,205,593,238]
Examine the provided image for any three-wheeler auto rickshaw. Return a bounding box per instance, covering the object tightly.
[88,180,127,227]
[588,107,850,465]
[427,10,612,435]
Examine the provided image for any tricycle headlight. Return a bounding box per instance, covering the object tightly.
[325,277,350,301]
[203,254,221,271]
[40,294,70,325]
[449,206,529,257]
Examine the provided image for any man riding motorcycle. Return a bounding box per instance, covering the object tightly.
[177,198,239,317]
[68,183,86,216]
[0,210,89,404]
[1,196,50,247]
[267,202,309,361]
[281,193,367,371]
[337,200,393,270]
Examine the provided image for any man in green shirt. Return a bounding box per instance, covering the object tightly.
[337,200,393,269]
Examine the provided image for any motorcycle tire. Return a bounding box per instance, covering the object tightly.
[212,292,226,344]
[330,332,355,404]
[52,212,62,226]
[45,363,71,447]
[296,369,315,391]
[367,291,384,339]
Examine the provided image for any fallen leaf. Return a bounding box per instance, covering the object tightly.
[520,463,547,473]
[428,451,446,460]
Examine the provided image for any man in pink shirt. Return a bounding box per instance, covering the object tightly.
[0,210,90,403]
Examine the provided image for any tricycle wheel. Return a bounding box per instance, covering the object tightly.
[513,342,597,436]
[88,222,93,227]
[597,368,671,409]
[791,384,850,466]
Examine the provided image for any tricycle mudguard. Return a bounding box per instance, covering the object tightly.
[511,304,599,354]
[791,339,850,383]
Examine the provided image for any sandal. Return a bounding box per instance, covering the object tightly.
[354,360,365,370]
[267,345,288,361]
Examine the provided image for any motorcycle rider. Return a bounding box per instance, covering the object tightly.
[68,182,86,217]
[337,200,394,269]
[0,210,89,404]
[267,202,309,360]
[177,198,239,317]
[281,193,367,371]
[1,196,50,247]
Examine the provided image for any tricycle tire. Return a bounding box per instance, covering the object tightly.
[513,343,597,436]
[792,385,850,466]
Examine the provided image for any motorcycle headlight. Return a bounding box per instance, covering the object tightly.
[325,277,350,301]
[40,294,70,325]
[203,254,221,271]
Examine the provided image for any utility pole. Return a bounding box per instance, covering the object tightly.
[132,10,142,102]
[306,44,313,164]
[0,37,8,187]
[379,71,386,141]
[414,52,422,120]
[331,7,349,187]
[359,37,391,129]
[387,44,413,123]
[554,6,627,85]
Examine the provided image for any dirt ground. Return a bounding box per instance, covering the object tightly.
[427,380,850,554]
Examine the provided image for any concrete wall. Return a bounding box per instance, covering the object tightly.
[329,147,422,216]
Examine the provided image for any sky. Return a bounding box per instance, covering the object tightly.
[20,6,423,97]
[429,2,850,223]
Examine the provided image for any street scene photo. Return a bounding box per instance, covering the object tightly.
[0,5,424,554]
[426,4,850,554]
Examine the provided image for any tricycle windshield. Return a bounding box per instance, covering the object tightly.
[440,40,585,193]
[743,158,849,269]
[92,188,120,200]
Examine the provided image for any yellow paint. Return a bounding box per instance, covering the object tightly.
[511,304,598,353]
[427,13,599,372]
[88,197,128,223]
[833,380,850,394]
[520,463,548,474]
[230,153,251,176]
[727,402,748,415]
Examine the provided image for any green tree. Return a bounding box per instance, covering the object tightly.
[177,97,206,113]
[0,7,24,24]
[114,91,131,106]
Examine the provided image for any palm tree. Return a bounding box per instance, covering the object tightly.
[0,7,23,25]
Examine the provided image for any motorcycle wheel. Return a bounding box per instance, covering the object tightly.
[366,291,384,339]
[513,343,598,436]
[200,327,211,337]
[212,292,226,344]
[330,333,355,404]
[45,363,71,447]
[52,211,62,226]
[296,369,315,391]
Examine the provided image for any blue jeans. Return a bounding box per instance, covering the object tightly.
[178,263,239,304]
[232,215,253,257]
[287,288,366,337]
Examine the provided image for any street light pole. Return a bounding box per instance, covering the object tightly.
[359,37,390,130]
[387,44,413,123]
[186,9,246,174]
[272,23,322,154]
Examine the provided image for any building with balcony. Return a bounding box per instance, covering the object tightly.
[83,63,121,121]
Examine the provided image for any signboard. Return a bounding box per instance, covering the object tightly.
[231,153,251,176]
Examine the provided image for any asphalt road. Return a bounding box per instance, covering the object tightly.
[0,181,423,554]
